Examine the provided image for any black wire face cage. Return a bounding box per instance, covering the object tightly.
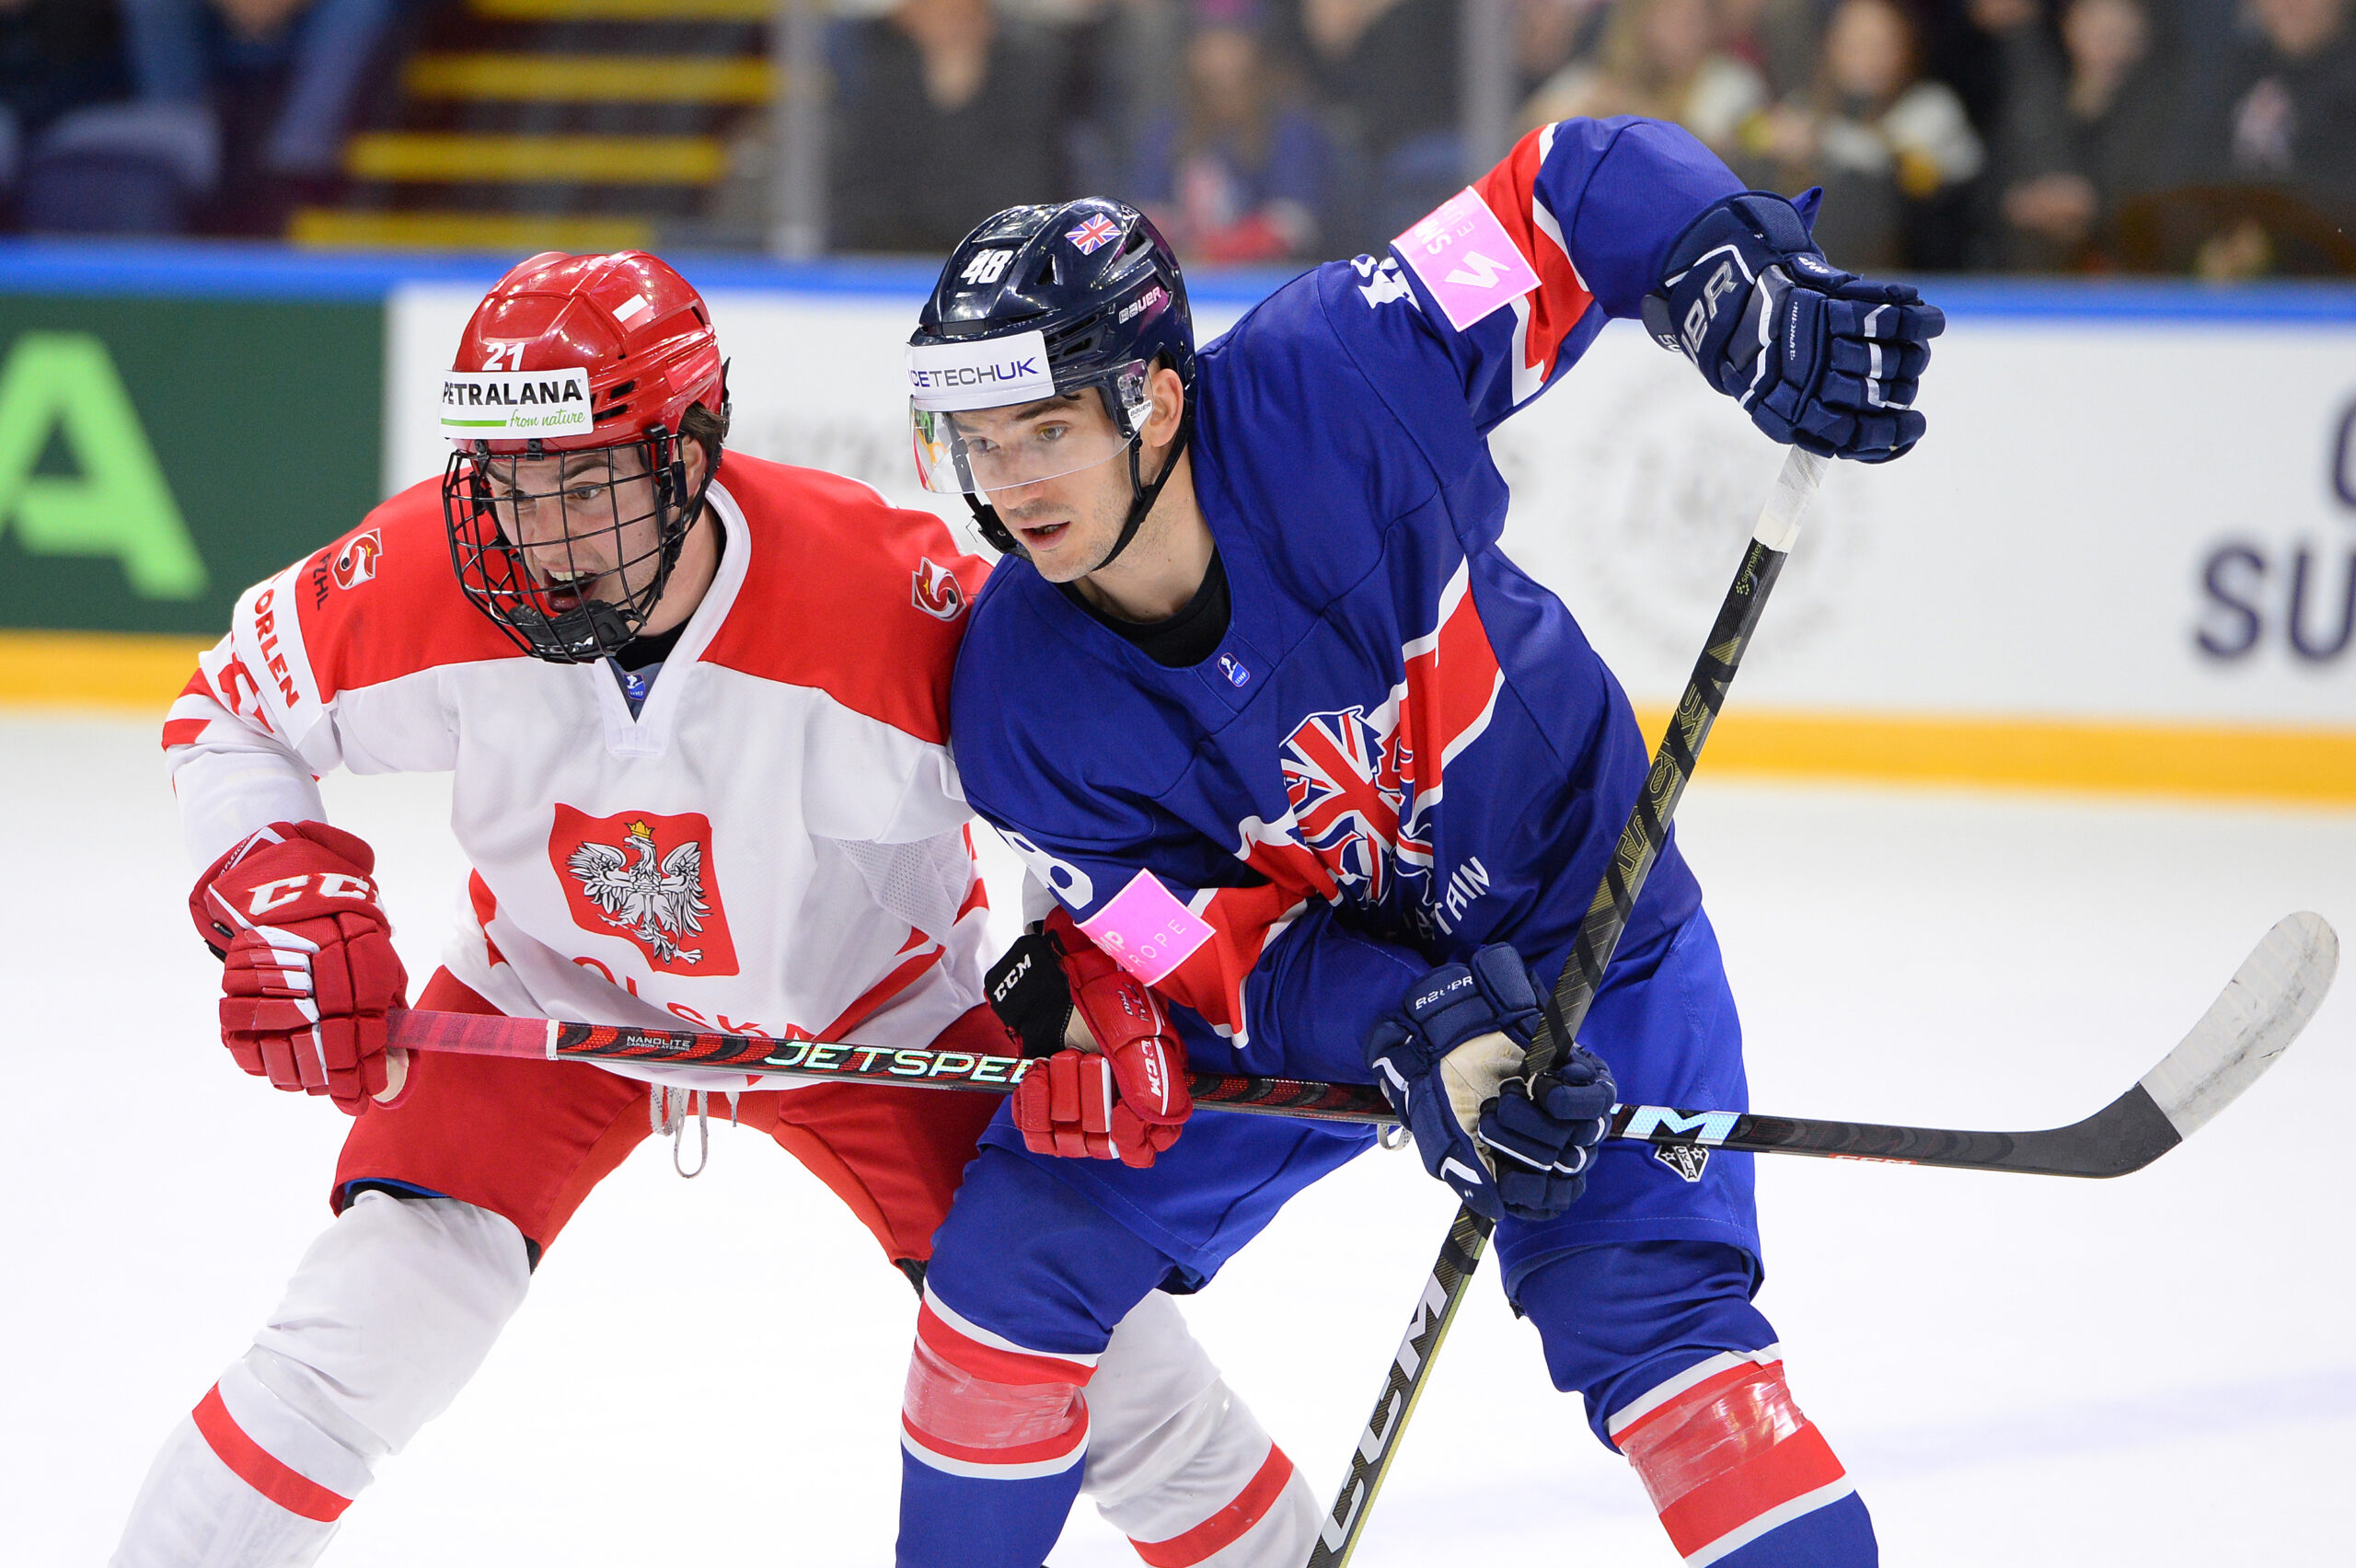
[441,428,705,664]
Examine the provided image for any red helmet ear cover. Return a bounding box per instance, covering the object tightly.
[452,250,724,454]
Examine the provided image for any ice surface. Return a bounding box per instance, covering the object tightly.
[4,714,2350,1565]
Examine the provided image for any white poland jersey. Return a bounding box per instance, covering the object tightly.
[162,454,998,1094]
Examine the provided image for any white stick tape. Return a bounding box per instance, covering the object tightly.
[1752,447,1827,553]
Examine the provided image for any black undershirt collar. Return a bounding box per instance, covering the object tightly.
[1058,548,1230,669]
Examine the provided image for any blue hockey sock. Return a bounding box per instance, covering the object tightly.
[896,1445,1086,1568]
[895,1284,1101,1567]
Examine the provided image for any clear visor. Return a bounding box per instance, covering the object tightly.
[910,361,1152,497]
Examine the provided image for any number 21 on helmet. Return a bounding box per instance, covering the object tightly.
[439,250,728,663]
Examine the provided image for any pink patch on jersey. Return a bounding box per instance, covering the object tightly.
[1078,870,1216,987]
[1393,187,1542,332]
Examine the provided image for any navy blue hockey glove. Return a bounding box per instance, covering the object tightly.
[1365,945,1616,1224]
[1641,190,1945,464]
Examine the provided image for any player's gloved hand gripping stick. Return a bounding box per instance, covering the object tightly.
[1302,444,1833,1568]
[385,907,2334,1172]
[988,906,1193,1168]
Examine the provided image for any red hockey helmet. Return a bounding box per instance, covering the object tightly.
[446,249,724,454]
[440,251,730,663]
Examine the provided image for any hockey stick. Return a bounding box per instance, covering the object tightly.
[387,1005,1394,1123]
[386,906,2334,1176]
[1305,445,1825,1568]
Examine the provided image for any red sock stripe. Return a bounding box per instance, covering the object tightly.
[1621,1363,1850,1562]
[1130,1442,1296,1568]
[899,1408,1090,1470]
[916,1301,1097,1388]
[1656,1422,1847,1558]
[191,1385,352,1524]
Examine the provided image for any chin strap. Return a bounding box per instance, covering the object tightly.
[1091,406,1193,574]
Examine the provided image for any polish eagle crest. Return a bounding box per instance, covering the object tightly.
[566,819,709,964]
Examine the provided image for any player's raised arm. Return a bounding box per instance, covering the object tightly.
[1383,114,1945,462]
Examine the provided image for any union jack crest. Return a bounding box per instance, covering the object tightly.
[1066,215,1120,254]
[1279,706,1431,904]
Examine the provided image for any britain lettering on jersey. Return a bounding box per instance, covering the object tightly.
[552,806,741,974]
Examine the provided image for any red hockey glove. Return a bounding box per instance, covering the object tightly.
[1001,909,1192,1169]
[191,822,409,1115]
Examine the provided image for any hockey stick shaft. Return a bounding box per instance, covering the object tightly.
[385,1006,1397,1124]
[390,899,2337,1168]
[1307,447,1826,1568]
[389,898,2339,1179]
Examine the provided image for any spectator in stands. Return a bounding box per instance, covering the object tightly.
[1717,0,1823,100]
[1519,0,1769,156]
[0,0,127,172]
[833,0,1068,252]
[1279,0,1459,247]
[119,0,404,229]
[1995,0,2181,269]
[2213,0,2356,213]
[1126,5,1333,262]
[1742,0,1985,267]
[1515,0,1611,98]
[0,1,202,234]
[1060,0,1191,194]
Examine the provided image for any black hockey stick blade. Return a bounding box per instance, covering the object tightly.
[1640,911,2339,1178]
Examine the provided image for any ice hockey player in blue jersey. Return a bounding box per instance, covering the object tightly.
[894,116,1943,1568]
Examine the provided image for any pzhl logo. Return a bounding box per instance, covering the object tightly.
[913,557,966,621]
[332,530,382,590]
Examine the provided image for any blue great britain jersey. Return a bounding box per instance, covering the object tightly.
[953,117,1745,1090]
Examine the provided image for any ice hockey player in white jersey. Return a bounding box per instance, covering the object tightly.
[112,250,1322,1566]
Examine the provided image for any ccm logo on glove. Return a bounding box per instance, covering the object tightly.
[986,907,1193,1168]
[242,871,379,916]
[191,821,410,1117]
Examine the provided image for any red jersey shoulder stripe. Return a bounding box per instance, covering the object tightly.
[291,478,525,704]
[699,455,991,747]
[1471,122,1596,387]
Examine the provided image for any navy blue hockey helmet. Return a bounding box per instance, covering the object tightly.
[907,199,1195,561]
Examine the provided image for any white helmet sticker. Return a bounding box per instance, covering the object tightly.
[907,329,1055,412]
[440,368,595,443]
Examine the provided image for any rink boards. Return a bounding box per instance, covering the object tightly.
[1,251,2350,801]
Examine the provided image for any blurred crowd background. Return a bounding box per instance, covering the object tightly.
[0,0,2349,274]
